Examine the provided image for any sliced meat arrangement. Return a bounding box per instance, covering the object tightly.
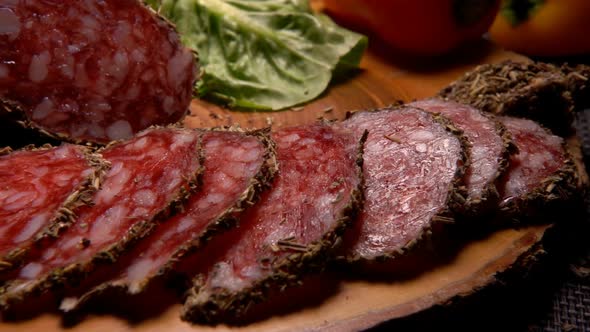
[181,124,363,324]
[438,60,590,136]
[337,107,468,261]
[0,57,587,325]
[496,116,578,221]
[0,144,107,273]
[0,0,196,144]
[409,99,514,214]
[0,127,203,310]
[59,129,277,312]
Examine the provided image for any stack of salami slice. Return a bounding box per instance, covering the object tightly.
[0,0,587,323]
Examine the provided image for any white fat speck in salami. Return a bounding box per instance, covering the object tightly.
[106,120,133,141]
[32,98,54,121]
[19,263,42,280]
[0,7,20,40]
[28,51,51,83]
[132,189,157,207]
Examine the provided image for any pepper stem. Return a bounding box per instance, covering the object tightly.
[453,0,498,27]
[501,0,545,26]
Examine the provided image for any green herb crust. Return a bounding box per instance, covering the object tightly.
[438,60,590,136]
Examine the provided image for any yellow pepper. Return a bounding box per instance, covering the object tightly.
[489,0,590,56]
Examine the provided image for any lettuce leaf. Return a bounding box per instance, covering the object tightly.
[149,0,367,111]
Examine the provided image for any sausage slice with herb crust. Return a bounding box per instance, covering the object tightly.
[337,107,468,262]
[496,116,579,222]
[181,124,363,324]
[0,144,107,273]
[0,127,203,311]
[409,98,515,214]
[59,129,278,313]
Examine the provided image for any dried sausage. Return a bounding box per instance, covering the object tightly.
[409,99,514,214]
[0,127,202,310]
[0,144,107,272]
[59,129,277,312]
[181,124,363,323]
[0,0,196,144]
[338,107,467,261]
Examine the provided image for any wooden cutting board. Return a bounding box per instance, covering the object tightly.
[0,39,584,332]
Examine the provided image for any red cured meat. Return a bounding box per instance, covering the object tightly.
[339,107,465,260]
[409,99,509,210]
[497,116,573,210]
[0,127,202,308]
[0,0,196,144]
[60,129,275,311]
[181,124,362,323]
[0,144,103,271]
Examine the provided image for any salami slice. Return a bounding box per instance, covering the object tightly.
[0,127,203,310]
[0,144,107,273]
[0,0,196,144]
[408,99,514,214]
[338,107,468,261]
[496,116,578,221]
[59,129,277,312]
[181,124,363,324]
[438,60,585,136]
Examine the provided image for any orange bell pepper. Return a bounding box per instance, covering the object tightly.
[322,0,500,56]
[489,0,590,56]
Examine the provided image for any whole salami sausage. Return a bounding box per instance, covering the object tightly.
[0,127,203,310]
[0,0,196,144]
[337,107,468,262]
[181,124,363,324]
[0,144,107,273]
[59,129,277,312]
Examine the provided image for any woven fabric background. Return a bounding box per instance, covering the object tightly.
[528,111,590,332]
[529,282,590,332]
[525,110,590,331]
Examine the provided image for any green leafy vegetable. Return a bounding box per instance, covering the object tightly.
[149,0,367,111]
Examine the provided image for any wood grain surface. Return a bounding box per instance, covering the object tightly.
[1,38,582,332]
